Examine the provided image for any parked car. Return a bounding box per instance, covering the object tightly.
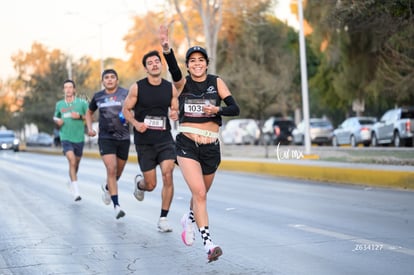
[221,118,260,145]
[0,130,20,152]
[292,118,334,146]
[332,116,377,147]
[262,117,296,145]
[26,133,53,147]
[371,107,414,147]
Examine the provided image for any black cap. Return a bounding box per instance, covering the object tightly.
[101,68,118,80]
[185,46,209,63]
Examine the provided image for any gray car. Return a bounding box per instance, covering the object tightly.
[332,116,377,147]
[371,107,414,147]
[292,118,333,146]
[26,133,54,147]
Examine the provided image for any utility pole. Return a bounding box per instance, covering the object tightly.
[297,0,311,155]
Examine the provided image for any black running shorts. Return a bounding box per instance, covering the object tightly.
[175,133,221,175]
[98,138,130,160]
[135,142,176,172]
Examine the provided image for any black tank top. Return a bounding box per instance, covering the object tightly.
[179,74,222,126]
[133,78,174,145]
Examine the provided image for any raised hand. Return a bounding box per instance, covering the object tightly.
[159,23,171,51]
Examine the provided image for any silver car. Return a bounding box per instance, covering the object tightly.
[292,118,333,146]
[371,107,414,147]
[332,117,377,147]
[26,133,54,147]
[0,130,20,152]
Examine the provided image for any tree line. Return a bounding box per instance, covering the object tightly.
[0,0,412,135]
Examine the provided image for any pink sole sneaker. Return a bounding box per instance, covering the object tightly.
[207,246,223,263]
[180,214,195,246]
[181,230,193,246]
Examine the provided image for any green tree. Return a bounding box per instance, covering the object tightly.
[306,0,414,121]
[13,43,92,133]
[22,59,68,133]
[217,11,299,122]
[0,104,12,128]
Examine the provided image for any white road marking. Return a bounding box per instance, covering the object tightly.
[289,224,414,256]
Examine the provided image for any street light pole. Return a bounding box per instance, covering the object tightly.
[99,23,104,75]
[99,23,104,89]
[297,0,311,155]
[66,57,72,80]
[64,11,105,87]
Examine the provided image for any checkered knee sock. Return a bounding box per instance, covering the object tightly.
[189,210,195,223]
[199,226,212,246]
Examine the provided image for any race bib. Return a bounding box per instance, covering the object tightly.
[144,115,167,130]
[183,98,216,117]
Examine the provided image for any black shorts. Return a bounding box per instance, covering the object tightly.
[98,139,130,160]
[61,140,84,157]
[135,142,176,172]
[175,133,221,175]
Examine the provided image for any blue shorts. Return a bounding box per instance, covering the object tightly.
[175,133,221,175]
[61,140,84,157]
[135,142,176,172]
[98,139,130,161]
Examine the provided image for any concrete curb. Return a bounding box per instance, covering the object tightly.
[25,148,414,191]
[219,159,414,190]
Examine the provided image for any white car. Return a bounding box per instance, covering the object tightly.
[221,119,260,145]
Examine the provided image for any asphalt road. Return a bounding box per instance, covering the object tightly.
[1,151,413,275]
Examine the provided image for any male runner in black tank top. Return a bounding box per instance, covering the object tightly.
[122,50,179,232]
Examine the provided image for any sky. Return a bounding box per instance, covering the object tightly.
[0,0,297,80]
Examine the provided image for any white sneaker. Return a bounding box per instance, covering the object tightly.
[180,213,195,246]
[101,183,111,205]
[157,217,173,232]
[68,181,81,202]
[114,205,125,219]
[133,174,145,201]
[205,242,223,263]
